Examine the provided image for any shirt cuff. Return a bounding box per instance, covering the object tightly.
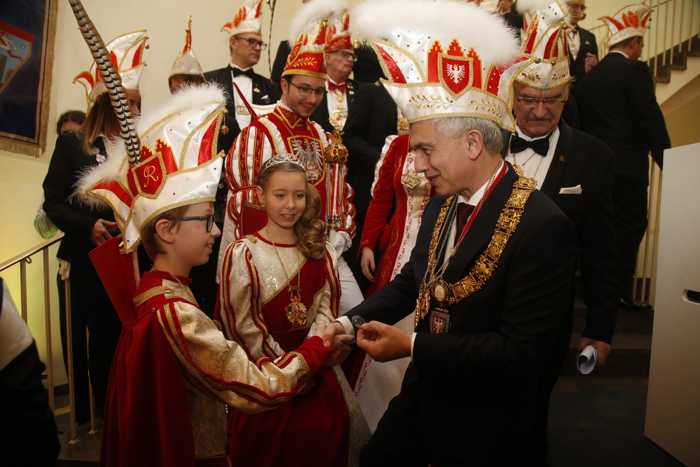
[336,316,354,335]
[411,332,417,359]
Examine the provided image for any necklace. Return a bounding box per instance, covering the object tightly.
[263,227,308,328]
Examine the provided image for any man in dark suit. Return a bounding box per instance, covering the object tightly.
[565,0,598,92]
[504,3,618,461]
[322,2,577,464]
[577,4,670,308]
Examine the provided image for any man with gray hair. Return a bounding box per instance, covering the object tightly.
[322,1,577,464]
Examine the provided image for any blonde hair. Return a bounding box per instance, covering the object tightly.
[256,162,327,260]
[81,93,120,154]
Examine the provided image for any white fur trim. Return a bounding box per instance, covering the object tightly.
[516,0,557,14]
[289,0,349,44]
[351,0,519,66]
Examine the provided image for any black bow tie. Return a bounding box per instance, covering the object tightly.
[232,67,255,79]
[509,134,550,156]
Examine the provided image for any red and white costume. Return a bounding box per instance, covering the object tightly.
[219,232,367,466]
[218,0,363,313]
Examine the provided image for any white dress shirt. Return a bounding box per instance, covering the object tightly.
[567,27,581,61]
[505,127,560,189]
[230,63,254,129]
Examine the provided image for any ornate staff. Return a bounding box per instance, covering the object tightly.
[266,0,277,76]
[323,128,349,230]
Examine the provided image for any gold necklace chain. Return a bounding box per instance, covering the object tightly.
[262,227,308,328]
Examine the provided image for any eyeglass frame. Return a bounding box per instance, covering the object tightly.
[287,80,327,98]
[515,94,567,108]
[235,36,268,50]
[175,214,216,233]
[327,50,358,62]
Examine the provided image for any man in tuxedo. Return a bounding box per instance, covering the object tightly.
[577,4,670,308]
[565,0,598,92]
[505,1,618,458]
[322,2,577,464]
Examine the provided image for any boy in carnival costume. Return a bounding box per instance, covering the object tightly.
[66,2,335,466]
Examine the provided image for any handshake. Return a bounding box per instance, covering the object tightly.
[319,316,413,366]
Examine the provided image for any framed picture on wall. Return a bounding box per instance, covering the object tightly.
[0,0,57,157]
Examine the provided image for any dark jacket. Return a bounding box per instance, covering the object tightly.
[42,133,114,265]
[569,27,598,88]
[577,52,670,180]
[311,78,363,134]
[347,164,577,465]
[540,122,619,342]
[204,66,279,154]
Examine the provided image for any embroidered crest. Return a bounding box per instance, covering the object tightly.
[438,54,474,97]
[288,136,324,183]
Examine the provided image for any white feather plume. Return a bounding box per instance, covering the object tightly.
[516,0,555,14]
[289,0,349,44]
[351,0,520,65]
[74,83,226,205]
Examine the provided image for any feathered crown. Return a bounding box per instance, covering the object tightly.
[78,85,226,252]
[283,0,349,79]
[170,16,204,78]
[600,4,652,47]
[326,8,352,52]
[222,0,263,37]
[350,0,524,130]
[514,0,571,89]
[73,30,148,108]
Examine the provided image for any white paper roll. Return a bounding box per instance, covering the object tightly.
[577,344,598,375]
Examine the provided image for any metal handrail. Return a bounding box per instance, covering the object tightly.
[0,233,64,272]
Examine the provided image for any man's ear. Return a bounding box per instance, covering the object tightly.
[464,129,485,162]
[154,218,177,247]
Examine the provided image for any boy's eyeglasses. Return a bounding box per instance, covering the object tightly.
[176,214,215,233]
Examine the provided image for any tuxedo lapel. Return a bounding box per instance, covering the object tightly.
[540,123,570,198]
[346,79,358,107]
[444,166,517,282]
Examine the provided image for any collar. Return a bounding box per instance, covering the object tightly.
[460,160,505,206]
[515,126,558,142]
[230,62,253,71]
[327,77,347,87]
[609,50,630,59]
[275,102,307,128]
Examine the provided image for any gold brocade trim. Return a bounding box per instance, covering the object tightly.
[133,286,171,307]
[413,175,537,328]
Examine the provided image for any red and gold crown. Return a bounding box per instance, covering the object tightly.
[77,85,226,251]
[73,30,148,107]
[350,0,524,130]
[514,0,571,89]
[325,9,352,53]
[222,0,263,37]
[600,4,652,47]
[282,0,349,79]
[170,17,204,78]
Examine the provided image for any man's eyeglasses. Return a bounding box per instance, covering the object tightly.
[176,214,215,233]
[331,50,357,62]
[516,95,566,108]
[288,81,326,98]
[236,37,267,50]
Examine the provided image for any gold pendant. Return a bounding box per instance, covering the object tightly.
[429,308,451,334]
[286,299,308,328]
[431,279,451,304]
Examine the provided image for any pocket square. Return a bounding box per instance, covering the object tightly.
[559,184,583,195]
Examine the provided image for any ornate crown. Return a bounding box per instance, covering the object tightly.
[350,0,525,130]
[259,153,306,176]
[600,4,652,47]
[515,0,571,89]
[222,0,263,37]
[170,17,204,78]
[73,30,148,107]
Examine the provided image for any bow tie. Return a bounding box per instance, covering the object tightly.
[232,67,255,79]
[509,134,550,156]
[328,81,347,93]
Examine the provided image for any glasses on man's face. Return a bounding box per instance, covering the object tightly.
[333,51,357,62]
[288,81,326,98]
[237,37,267,50]
[516,95,566,109]
[176,214,215,233]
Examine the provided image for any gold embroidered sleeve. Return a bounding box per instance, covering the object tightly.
[157,300,313,414]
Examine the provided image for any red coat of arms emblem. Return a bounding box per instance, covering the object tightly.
[438,54,474,97]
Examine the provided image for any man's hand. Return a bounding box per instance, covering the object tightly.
[356,321,411,362]
[320,321,353,366]
[584,52,598,74]
[91,219,118,245]
[360,247,376,282]
[578,337,612,367]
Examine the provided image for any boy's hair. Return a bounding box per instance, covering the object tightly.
[256,162,326,260]
[140,205,190,260]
